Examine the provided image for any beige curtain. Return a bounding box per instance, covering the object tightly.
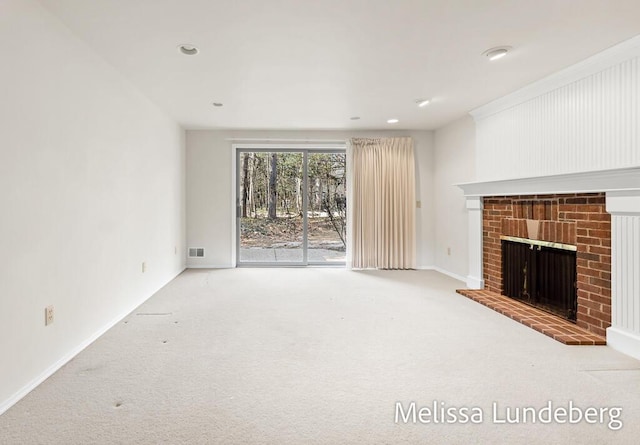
[348,137,416,269]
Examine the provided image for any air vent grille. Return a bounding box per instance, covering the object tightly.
[188,247,205,258]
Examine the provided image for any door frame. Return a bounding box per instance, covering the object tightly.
[231,143,346,267]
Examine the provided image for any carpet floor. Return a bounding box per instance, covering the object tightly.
[1,268,639,444]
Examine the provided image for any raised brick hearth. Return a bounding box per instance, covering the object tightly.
[482,193,611,338]
[456,289,606,345]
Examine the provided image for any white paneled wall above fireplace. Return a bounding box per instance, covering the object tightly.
[471,36,640,182]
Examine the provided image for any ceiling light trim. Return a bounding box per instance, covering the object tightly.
[482,46,512,61]
[178,44,199,55]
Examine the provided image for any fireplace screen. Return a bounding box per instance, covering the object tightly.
[502,238,577,321]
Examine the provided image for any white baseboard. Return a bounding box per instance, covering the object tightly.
[466,275,484,290]
[186,264,232,269]
[0,267,186,416]
[607,326,640,361]
[419,266,467,283]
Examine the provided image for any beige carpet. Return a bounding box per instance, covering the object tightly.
[1,269,639,444]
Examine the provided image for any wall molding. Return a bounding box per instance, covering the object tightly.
[421,266,466,283]
[465,196,484,290]
[470,35,640,120]
[457,167,640,197]
[0,267,186,417]
[607,190,640,214]
[187,265,232,269]
[607,327,640,361]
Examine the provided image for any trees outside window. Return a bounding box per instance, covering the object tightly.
[238,151,346,260]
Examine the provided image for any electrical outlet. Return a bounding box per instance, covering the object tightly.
[45,306,54,326]
[447,247,451,256]
[416,200,422,209]
[142,262,146,273]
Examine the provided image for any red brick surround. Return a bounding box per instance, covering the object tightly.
[483,193,611,337]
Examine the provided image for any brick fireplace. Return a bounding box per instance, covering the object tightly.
[482,193,611,337]
[457,167,640,357]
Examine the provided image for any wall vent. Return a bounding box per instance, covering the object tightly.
[188,247,205,258]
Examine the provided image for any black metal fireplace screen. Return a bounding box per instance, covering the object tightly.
[502,237,577,321]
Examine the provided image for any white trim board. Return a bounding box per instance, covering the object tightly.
[187,265,232,269]
[419,266,466,284]
[226,138,347,143]
[607,327,640,361]
[231,143,346,150]
[457,166,640,197]
[470,35,640,120]
[0,267,186,417]
[231,144,237,267]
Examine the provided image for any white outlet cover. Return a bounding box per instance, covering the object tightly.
[45,306,54,326]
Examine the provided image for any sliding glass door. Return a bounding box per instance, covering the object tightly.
[236,148,346,266]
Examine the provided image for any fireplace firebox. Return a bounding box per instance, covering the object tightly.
[502,236,577,321]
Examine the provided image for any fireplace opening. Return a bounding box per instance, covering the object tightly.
[502,237,577,321]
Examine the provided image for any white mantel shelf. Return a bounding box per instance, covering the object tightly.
[457,166,640,197]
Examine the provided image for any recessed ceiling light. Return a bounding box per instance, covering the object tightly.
[350,116,361,120]
[416,99,431,107]
[212,102,223,107]
[178,44,199,55]
[387,119,399,124]
[482,46,512,61]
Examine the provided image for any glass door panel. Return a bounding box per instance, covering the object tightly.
[238,151,304,264]
[307,152,347,264]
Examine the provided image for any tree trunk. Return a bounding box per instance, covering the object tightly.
[241,153,250,217]
[247,153,255,217]
[268,153,278,219]
[295,176,302,215]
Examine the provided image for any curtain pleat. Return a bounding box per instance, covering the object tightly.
[348,137,416,269]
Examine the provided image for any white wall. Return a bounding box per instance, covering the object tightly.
[433,116,476,280]
[0,0,185,412]
[472,37,640,181]
[186,130,435,268]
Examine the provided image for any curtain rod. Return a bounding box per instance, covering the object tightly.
[225,138,347,143]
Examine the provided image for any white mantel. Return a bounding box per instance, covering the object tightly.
[457,167,640,359]
[457,167,640,197]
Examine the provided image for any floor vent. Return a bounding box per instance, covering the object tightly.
[188,247,205,258]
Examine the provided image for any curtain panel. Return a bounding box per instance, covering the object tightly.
[348,137,416,269]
